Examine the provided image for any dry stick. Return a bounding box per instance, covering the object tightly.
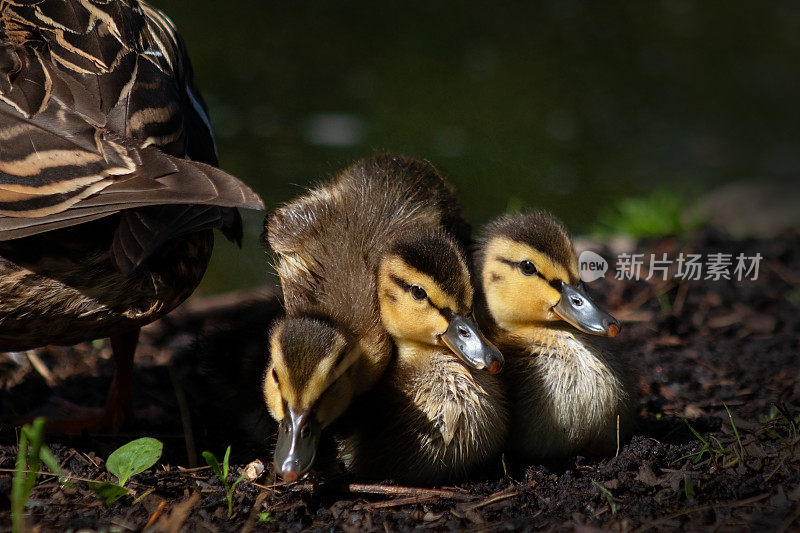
[355,494,440,510]
[26,350,56,387]
[168,363,197,468]
[616,414,621,457]
[58,449,77,470]
[764,454,791,483]
[461,488,519,512]
[175,465,211,473]
[144,501,168,529]
[0,468,152,492]
[348,483,473,501]
[0,467,91,483]
[83,452,101,468]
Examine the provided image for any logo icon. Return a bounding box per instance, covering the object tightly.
[579,250,608,282]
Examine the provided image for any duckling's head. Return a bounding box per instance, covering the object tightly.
[377,228,503,373]
[264,316,359,482]
[476,211,620,338]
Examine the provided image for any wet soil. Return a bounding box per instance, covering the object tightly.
[1,232,799,532]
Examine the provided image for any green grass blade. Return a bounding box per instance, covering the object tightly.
[592,481,616,516]
[724,404,746,460]
[682,418,710,447]
[11,427,30,533]
[226,474,246,517]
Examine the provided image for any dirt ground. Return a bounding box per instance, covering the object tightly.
[1,232,798,532]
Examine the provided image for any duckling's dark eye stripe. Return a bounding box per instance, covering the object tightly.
[496,256,549,283]
[389,274,452,318]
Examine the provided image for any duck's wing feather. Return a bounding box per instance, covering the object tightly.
[0,0,263,266]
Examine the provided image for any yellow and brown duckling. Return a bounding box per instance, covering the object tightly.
[262,154,503,481]
[0,0,263,429]
[475,211,631,459]
[336,227,507,484]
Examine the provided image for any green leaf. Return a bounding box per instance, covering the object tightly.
[202,451,224,483]
[258,512,275,523]
[223,445,231,481]
[106,438,163,486]
[89,481,129,505]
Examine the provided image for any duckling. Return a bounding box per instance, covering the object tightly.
[262,154,503,481]
[336,227,507,484]
[474,211,630,459]
[0,0,263,429]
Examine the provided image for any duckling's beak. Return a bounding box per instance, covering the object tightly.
[440,313,504,374]
[553,282,621,337]
[273,408,321,482]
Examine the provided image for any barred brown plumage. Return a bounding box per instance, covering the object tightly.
[0,0,264,430]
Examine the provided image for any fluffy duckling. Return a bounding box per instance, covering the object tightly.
[475,211,631,459]
[336,228,507,484]
[262,154,502,481]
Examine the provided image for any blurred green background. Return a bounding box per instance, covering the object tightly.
[149,0,800,294]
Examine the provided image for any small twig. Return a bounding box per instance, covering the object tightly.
[461,487,519,512]
[26,350,56,387]
[354,494,439,510]
[59,449,77,470]
[0,467,81,482]
[348,483,473,501]
[176,465,211,473]
[83,452,101,468]
[616,414,621,457]
[144,500,168,529]
[764,458,787,482]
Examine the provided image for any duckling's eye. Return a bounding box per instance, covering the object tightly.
[271,369,280,385]
[410,285,427,301]
[519,260,537,276]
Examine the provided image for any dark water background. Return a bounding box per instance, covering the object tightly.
[149,0,800,293]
